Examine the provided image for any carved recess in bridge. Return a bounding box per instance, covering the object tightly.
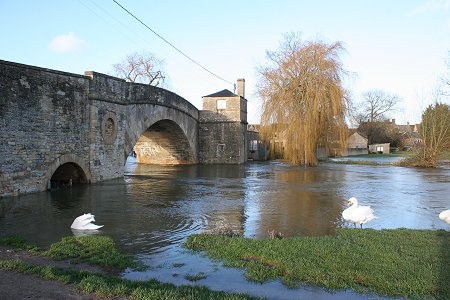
[101,111,117,144]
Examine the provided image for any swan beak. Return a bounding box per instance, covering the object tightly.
[347,201,352,206]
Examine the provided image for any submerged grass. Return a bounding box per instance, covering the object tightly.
[185,272,208,282]
[0,235,259,299]
[0,236,41,253]
[184,228,450,299]
[0,259,258,300]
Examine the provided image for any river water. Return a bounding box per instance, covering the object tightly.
[1,159,449,299]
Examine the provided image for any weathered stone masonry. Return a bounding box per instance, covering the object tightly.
[0,60,247,198]
[199,79,248,164]
[0,61,91,197]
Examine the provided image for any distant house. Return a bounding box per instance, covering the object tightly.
[400,131,422,149]
[369,143,390,154]
[247,124,269,160]
[391,119,422,149]
[346,131,368,156]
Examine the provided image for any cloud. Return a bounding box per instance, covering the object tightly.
[48,32,85,53]
[408,0,450,16]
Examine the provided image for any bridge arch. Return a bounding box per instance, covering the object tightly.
[133,119,195,164]
[45,154,91,189]
[124,103,198,164]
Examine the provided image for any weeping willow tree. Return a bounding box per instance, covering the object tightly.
[257,33,349,166]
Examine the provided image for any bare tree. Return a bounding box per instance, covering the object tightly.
[440,51,450,96]
[359,90,400,123]
[257,32,349,166]
[112,51,166,86]
[358,120,401,146]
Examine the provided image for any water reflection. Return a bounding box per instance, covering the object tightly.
[243,163,345,237]
[1,160,449,299]
[1,161,449,248]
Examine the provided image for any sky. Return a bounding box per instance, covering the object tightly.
[1,0,450,125]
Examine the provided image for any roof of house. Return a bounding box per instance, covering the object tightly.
[400,131,420,139]
[203,89,238,98]
[247,124,260,132]
[397,124,414,133]
[348,129,368,139]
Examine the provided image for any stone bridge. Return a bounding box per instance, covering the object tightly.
[0,60,248,198]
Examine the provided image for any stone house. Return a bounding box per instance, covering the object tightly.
[247,124,270,160]
[347,131,368,156]
[198,79,248,164]
[369,143,390,154]
[392,119,422,149]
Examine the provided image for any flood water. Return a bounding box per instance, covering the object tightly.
[1,159,449,299]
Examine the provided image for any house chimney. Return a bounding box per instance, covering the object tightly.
[237,78,245,98]
[392,118,395,124]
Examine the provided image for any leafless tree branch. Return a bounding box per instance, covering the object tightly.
[112,51,166,87]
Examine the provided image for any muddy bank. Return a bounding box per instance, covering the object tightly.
[0,246,103,300]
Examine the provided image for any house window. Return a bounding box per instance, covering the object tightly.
[376,146,384,153]
[217,99,227,110]
[249,140,258,152]
[217,144,225,152]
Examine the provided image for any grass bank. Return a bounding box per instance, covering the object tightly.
[329,152,411,166]
[184,228,450,299]
[348,152,412,158]
[0,235,138,270]
[0,235,258,300]
[330,160,382,166]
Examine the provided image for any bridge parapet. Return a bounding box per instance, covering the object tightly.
[85,71,198,120]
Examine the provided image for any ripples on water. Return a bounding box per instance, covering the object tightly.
[1,159,449,299]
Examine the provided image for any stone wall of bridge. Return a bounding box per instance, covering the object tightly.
[0,60,92,196]
[0,60,199,198]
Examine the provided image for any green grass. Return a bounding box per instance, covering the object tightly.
[43,235,140,270]
[0,235,139,271]
[0,259,258,300]
[184,228,450,299]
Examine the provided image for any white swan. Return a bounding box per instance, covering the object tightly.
[342,197,377,228]
[70,213,103,230]
[439,210,450,225]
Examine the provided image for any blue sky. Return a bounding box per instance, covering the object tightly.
[1,0,449,124]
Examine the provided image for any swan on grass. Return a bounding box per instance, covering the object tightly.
[70,213,103,230]
[342,197,377,228]
[439,210,450,225]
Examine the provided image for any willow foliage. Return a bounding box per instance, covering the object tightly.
[257,33,349,166]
